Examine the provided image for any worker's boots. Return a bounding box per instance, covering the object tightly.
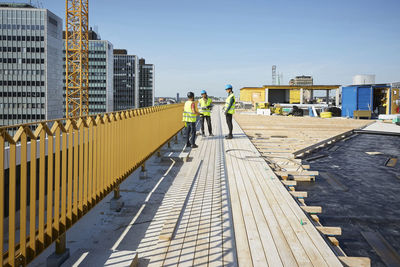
[225,135,233,139]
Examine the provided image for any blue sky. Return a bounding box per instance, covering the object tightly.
[24,0,400,96]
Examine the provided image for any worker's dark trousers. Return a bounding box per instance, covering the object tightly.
[200,115,212,135]
[225,113,233,136]
[185,122,197,146]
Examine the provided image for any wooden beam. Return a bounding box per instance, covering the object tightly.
[316,226,342,236]
[290,191,308,198]
[301,206,322,214]
[292,176,315,182]
[328,237,339,246]
[281,180,297,186]
[293,130,354,156]
[338,257,371,267]
[310,214,319,222]
[276,171,319,176]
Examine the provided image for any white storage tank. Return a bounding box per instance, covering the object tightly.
[352,74,376,85]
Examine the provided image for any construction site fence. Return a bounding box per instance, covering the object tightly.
[0,103,184,266]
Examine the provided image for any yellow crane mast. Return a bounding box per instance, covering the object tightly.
[65,0,89,117]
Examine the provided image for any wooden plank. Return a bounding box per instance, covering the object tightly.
[328,237,339,246]
[293,130,354,156]
[250,158,327,266]
[159,160,202,241]
[223,139,253,265]
[290,191,308,198]
[150,138,209,267]
[229,116,324,267]
[292,176,315,182]
[224,130,268,266]
[276,171,319,176]
[265,157,302,163]
[316,226,342,236]
[163,153,204,265]
[281,180,297,186]
[193,134,216,266]
[234,117,342,266]
[261,152,295,158]
[301,206,322,214]
[208,117,225,267]
[311,214,319,223]
[232,134,292,266]
[178,138,213,266]
[338,256,371,267]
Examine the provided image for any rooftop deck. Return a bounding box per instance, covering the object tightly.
[147,106,345,266]
[27,106,373,267]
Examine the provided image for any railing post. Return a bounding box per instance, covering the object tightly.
[114,186,120,199]
[55,234,67,255]
[168,141,171,148]
[46,233,70,267]
[110,185,124,212]
[174,135,178,144]
[140,163,147,179]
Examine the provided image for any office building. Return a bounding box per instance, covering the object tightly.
[63,30,114,114]
[113,49,138,111]
[0,3,63,126]
[138,58,154,107]
[289,75,313,86]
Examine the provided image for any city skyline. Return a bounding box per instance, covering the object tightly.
[4,0,400,98]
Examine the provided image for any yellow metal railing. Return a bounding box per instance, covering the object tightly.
[0,104,184,266]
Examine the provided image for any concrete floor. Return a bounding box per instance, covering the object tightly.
[363,121,400,133]
[29,137,190,267]
[297,133,400,267]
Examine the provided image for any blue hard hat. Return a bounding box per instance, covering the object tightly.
[225,84,233,90]
[201,90,207,94]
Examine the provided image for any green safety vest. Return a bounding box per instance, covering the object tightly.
[199,98,212,116]
[225,93,236,114]
[182,100,197,122]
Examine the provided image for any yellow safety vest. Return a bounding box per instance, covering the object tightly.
[199,98,212,116]
[225,93,236,114]
[182,100,197,122]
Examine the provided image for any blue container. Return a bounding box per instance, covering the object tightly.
[342,86,373,118]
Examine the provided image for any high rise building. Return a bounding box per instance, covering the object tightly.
[0,3,63,126]
[113,49,138,111]
[138,58,154,107]
[63,30,114,115]
[290,75,313,86]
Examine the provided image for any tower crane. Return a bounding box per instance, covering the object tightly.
[65,0,89,117]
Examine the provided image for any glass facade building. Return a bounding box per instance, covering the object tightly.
[138,58,154,108]
[0,4,63,126]
[63,38,114,115]
[113,50,138,111]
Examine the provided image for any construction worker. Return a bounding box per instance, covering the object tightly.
[198,90,214,137]
[182,92,200,148]
[224,84,235,139]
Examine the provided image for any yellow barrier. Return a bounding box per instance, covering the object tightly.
[0,104,184,266]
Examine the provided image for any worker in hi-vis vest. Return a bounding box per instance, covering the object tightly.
[198,90,214,137]
[182,92,200,148]
[224,84,235,139]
